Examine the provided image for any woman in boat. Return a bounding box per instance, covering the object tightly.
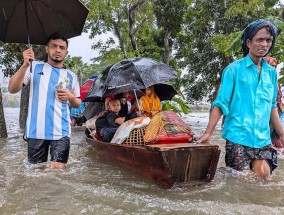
[115,93,131,117]
[140,85,162,118]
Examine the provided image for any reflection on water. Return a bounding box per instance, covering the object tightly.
[1,108,284,214]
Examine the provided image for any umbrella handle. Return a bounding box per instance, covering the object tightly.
[133,90,143,115]
[29,60,33,73]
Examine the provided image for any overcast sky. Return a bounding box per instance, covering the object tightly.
[68,32,97,64]
[68,32,114,64]
[68,0,284,64]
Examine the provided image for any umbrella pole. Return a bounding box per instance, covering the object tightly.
[24,0,33,73]
[28,35,33,73]
[133,90,142,115]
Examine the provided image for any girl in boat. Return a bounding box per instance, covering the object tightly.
[140,86,162,118]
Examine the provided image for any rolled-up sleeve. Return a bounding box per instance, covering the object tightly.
[212,66,235,116]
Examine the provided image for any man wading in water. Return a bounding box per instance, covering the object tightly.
[8,32,81,169]
[197,19,284,180]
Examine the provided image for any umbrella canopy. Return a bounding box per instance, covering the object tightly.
[80,75,98,101]
[84,58,178,102]
[0,0,89,45]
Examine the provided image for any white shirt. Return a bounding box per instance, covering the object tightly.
[23,61,80,140]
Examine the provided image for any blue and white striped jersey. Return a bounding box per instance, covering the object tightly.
[23,61,80,140]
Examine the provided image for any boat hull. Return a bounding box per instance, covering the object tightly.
[86,137,220,189]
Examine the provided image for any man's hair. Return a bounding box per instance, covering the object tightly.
[46,32,69,47]
[241,19,278,57]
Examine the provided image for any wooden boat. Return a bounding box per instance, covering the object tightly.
[86,136,220,189]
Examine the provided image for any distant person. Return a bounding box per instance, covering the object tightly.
[95,98,125,142]
[70,102,86,126]
[197,19,283,180]
[264,56,284,149]
[8,32,81,169]
[140,86,162,118]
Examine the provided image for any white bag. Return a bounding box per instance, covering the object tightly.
[111,117,150,144]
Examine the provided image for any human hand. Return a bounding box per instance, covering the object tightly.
[136,111,143,117]
[151,111,160,116]
[279,134,284,148]
[273,135,282,148]
[196,133,211,144]
[115,117,125,125]
[56,88,73,102]
[22,48,35,67]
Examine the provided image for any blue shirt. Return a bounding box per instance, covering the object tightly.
[213,55,278,148]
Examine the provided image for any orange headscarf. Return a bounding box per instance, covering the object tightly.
[140,86,162,117]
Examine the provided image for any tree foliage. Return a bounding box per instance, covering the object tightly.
[176,0,282,103]
[0,43,46,77]
[1,0,284,114]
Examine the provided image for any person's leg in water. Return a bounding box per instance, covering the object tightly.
[251,146,277,180]
[225,140,277,180]
[27,138,49,169]
[251,159,271,179]
[50,136,70,169]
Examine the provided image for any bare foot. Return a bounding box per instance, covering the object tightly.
[51,161,66,169]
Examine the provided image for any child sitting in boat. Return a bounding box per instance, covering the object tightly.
[115,93,131,117]
[140,86,162,118]
[95,98,125,142]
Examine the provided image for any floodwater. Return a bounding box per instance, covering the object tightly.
[1,108,284,215]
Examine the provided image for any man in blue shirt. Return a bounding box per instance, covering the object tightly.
[197,19,284,180]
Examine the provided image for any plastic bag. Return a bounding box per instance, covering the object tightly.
[111,117,150,144]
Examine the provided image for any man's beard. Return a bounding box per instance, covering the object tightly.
[49,55,64,63]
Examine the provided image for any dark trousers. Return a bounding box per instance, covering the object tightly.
[100,127,117,142]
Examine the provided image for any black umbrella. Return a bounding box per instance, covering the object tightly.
[84,57,178,102]
[148,83,178,101]
[0,0,89,45]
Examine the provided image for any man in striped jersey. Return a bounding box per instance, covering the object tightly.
[8,32,81,169]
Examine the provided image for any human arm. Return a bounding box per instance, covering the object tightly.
[8,48,34,93]
[106,112,125,127]
[152,96,162,116]
[270,107,284,146]
[196,106,223,144]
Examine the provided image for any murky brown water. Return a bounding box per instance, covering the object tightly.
[1,108,284,214]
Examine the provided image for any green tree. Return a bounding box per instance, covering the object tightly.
[0,43,46,130]
[0,43,46,134]
[0,88,7,137]
[176,0,281,104]
[85,0,190,113]
[151,0,187,65]
[64,56,97,85]
[85,0,156,60]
